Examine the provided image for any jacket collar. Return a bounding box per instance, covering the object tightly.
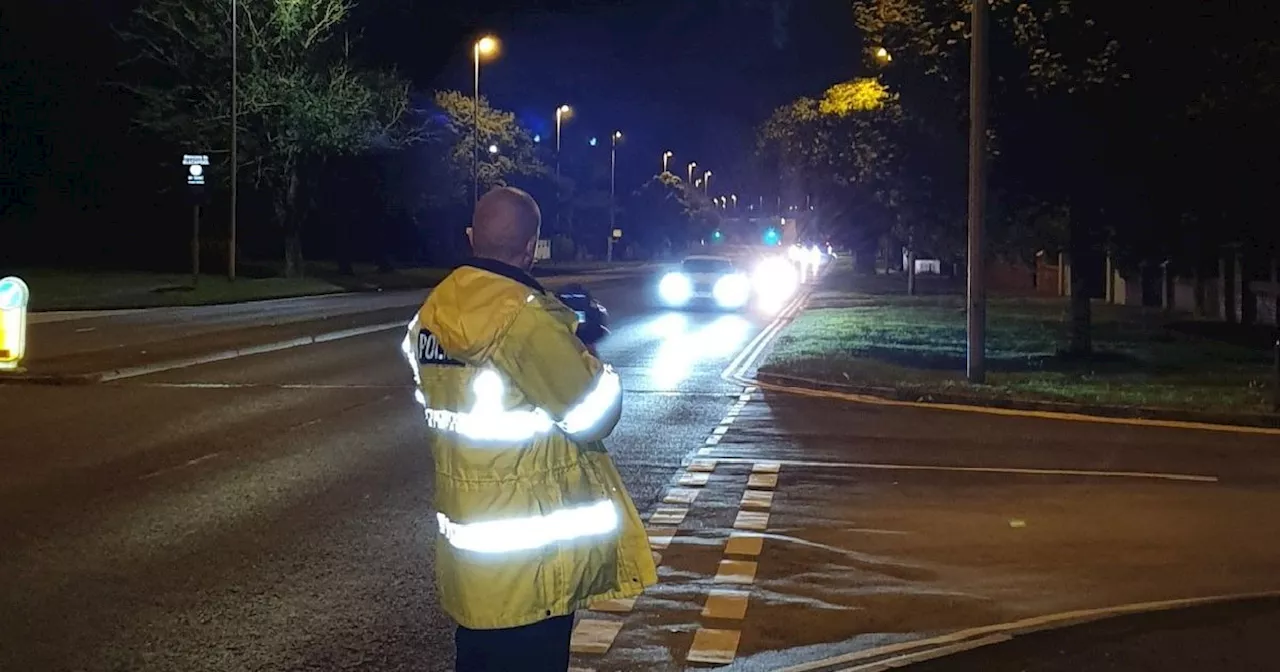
[461,257,546,294]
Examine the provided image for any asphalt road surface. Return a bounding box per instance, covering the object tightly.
[0,276,774,671]
[4,270,1280,672]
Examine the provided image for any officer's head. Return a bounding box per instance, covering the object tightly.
[470,186,542,271]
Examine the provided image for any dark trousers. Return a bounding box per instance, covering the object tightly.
[454,614,574,672]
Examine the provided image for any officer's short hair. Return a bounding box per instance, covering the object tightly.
[472,187,542,261]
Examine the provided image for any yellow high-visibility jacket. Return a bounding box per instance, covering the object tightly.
[403,258,657,630]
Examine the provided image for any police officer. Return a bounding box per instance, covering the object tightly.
[403,187,657,671]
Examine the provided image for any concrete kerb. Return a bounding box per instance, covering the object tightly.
[0,271,649,386]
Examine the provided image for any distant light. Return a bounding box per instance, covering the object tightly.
[533,134,541,143]
[488,144,499,154]
[476,36,499,56]
[589,137,598,147]
[613,130,623,139]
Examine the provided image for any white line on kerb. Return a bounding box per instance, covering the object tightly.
[708,456,1218,483]
[774,589,1280,672]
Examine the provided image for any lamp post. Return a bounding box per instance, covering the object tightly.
[554,104,570,232]
[472,35,498,204]
[730,194,738,209]
[966,0,989,383]
[662,151,673,174]
[229,0,238,281]
[703,170,712,195]
[608,131,622,262]
[687,161,697,184]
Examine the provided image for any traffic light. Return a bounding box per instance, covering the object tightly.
[712,230,722,241]
[763,227,780,245]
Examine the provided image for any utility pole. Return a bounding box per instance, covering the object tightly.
[966,0,989,383]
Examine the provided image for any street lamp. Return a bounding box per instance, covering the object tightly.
[472,35,499,203]
[662,151,673,174]
[488,144,499,154]
[875,46,892,63]
[554,104,571,232]
[703,170,712,195]
[609,131,623,262]
[229,0,238,280]
[730,194,738,209]
[687,161,697,184]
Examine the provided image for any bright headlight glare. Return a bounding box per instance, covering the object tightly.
[714,274,750,308]
[753,258,797,298]
[659,272,692,305]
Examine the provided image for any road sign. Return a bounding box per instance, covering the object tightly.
[0,276,30,372]
[183,154,210,186]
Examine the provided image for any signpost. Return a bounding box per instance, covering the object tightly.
[183,154,210,286]
[607,228,622,263]
[0,276,30,372]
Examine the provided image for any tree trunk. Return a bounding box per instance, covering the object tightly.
[279,165,304,278]
[906,246,917,296]
[1192,263,1206,318]
[1066,217,1092,356]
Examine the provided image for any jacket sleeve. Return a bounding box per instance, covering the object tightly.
[494,302,623,444]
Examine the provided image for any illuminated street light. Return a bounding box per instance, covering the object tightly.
[703,170,712,195]
[554,104,571,231]
[875,46,892,63]
[687,161,697,183]
[472,35,500,203]
[609,131,623,262]
[663,151,673,173]
[488,144,499,154]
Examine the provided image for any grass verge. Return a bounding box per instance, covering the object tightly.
[762,270,1277,416]
[11,266,449,311]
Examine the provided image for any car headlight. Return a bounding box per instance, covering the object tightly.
[753,257,798,297]
[714,273,751,308]
[659,272,693,305]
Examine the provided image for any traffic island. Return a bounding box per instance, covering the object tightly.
[756,271,1280,429]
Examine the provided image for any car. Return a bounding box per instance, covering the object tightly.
[556,284,610,347]
[658,255,752,310]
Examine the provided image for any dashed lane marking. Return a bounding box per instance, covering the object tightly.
[725,532,764,557]
[570,618,624,655]
[662,487,701,505]
[705,434,722,446]
[741,489,775,510]
[748,473,779,488]
[713,559,758,585]
[734,510,770,530]
[678,472,711,487]
[687,628,742,665]
[751,461,782,474]
[649,506,689,526]
[703,589,751,620]
[588,597,636,614]
[688,459,718,472]
[646,526,677,549]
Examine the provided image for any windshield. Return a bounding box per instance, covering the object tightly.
[681,258,734,274]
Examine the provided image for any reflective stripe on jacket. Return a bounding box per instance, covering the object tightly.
[405,258,657,630]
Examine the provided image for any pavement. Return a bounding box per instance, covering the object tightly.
[2,267,1279,671]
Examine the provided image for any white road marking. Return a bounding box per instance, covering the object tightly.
[714,559,757,585]
[774,590,1280,672]
[702,589,751,620]
[663,488,701,505]
[649,506,689,527]
[748,473,779,489]
[741,490,774,510]
[724,533,764,557]
[646,527,677,549]
[569,619,623,655]
[686,628,742,665]
[588,597,636,614]
[714,457,1218,484]
[713,425,730,435]
[837,634,1014,672]
[678,472,710,487]
[705,435,722,446]
[734,510,770,531]
[751,461,782,474]
[687,459,718,472]
[139,452,223,480]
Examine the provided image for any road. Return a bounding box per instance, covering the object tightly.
[3,270,1280,672]
[0,274,772,671]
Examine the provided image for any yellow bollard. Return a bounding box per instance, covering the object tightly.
[0,276,30,372]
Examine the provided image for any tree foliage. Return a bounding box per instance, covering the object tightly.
[119,0,414,276]
[423,90,546,209]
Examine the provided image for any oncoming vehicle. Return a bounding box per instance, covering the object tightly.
[658,255,751,310]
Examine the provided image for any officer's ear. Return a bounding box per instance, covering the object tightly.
[466,226,474,247]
